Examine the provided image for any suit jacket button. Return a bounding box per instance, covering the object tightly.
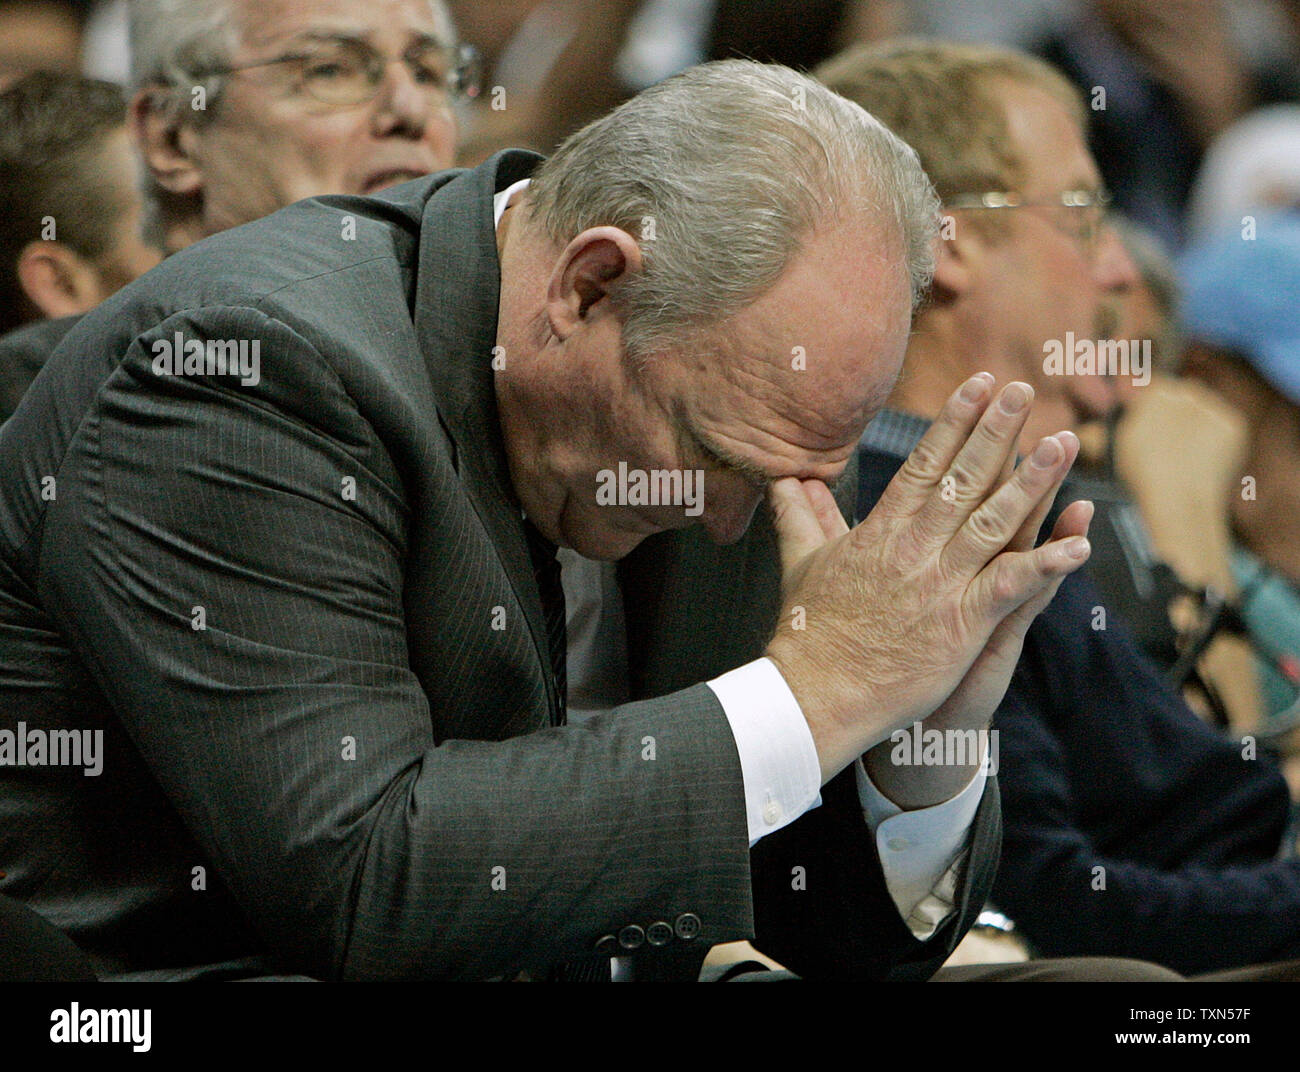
[594,934,618,956]
[674,912,701,940]
[646,921,674,946]
[618,924,646,950]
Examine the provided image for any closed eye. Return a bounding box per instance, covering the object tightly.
[692,434,771,490]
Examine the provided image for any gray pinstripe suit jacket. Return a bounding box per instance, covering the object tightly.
[0,151,998,980]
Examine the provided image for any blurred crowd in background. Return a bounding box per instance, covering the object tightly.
[5,1,1300,238]
[5,1,1300,241]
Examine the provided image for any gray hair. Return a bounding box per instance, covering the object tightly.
[129,0,457,109]
[527,59,939,362]
[127,0,457,247]
[129,0,238,111]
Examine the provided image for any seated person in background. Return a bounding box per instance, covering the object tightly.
[1046,216,1189,680]
[0,72,161,420]
[1180,212,1300,767]
[1032,0,1254,249]
[1186,104,1300,244]
[0,0,466,422]
[819,38,1300,976]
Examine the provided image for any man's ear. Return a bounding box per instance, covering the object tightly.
[545,227,643,340]
[930,210,982,300]
[15,241,107,319]
[129,88,205,197]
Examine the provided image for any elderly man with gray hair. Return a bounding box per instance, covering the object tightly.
[0,59,1113,981]
[0,0,469,422]
[129,0,470,252]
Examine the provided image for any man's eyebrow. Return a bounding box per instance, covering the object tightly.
[278,29,451,50]
[403,30,454,52]
[278,29,368,47]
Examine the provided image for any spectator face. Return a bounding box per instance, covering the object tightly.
[152,0,458,238]
[974,82,1139,448]
[1185,345,1300,586]
[94,129,165,290]
[1105,271,1163,406]
[1233,382,1300,585]
[73,129,163,308]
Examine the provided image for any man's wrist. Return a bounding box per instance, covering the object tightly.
[863,718,992,809]
[764,642,880,784]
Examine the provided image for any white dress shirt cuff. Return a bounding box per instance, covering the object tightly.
[856,757,987,940]
[706,657,823,845]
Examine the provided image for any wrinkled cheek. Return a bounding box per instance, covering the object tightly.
[205,140,297,224]
[255,120,358,200]
[429,114,458,170]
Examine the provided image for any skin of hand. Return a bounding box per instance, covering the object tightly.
[1099,0,1250,145]
[1114,373,1263,731]
[1115,374,1246,591]
[765,374,1094,797]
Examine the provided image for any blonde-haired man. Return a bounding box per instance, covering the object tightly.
[821,38,1300,977]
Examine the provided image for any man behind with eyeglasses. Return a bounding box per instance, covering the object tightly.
[821,39,1300,976]
[0,0,474,421]
[130,0,476,252]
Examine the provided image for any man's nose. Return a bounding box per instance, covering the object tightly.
[371,61,441,139]
[1093,221,1141,294]
[700,486,764,546]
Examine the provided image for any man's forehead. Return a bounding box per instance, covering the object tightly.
[234,0,449,49]
[1000,82,1099,194]
[711,282,911,449]
[745,226,910,409]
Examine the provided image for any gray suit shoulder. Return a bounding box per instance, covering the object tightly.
[133,181,437,322]
[13,179,455,444]
[0,315,83,423]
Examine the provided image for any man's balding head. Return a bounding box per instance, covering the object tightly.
[494,61,935,558]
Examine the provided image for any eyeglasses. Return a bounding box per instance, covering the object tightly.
[944,187,1113,254]
[193,38,482,106]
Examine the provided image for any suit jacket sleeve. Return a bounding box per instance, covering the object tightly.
[749,769,1001,979]
[38,303,753,980]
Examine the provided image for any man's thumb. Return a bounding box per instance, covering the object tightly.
[768,478,831,575]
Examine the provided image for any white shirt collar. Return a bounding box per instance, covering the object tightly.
[493,178,532,227]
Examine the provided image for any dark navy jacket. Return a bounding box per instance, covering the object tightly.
[859,409,1299,974]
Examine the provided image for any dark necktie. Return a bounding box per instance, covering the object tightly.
[523,519,566,726]
[524,521,608,981]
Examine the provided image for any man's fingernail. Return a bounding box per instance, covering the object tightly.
[959,376,987,403]
[999,384,1030,414]
[1030,436,1060,468]
[1066,537,1090,559]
